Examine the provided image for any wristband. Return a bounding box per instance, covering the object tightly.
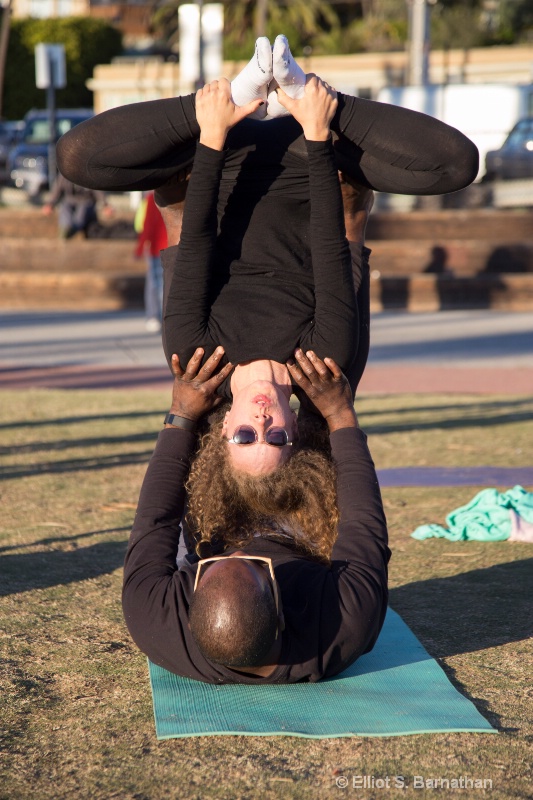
[164,413,197,431]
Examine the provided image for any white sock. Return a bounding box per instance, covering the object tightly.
[265,35,306,119]
[230,37,272,121]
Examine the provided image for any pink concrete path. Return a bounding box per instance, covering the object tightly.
[358,365,533,395]
[1,362,532,394]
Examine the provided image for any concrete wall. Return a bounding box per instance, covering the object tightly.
[3,207,532,311]
[13,0,89,17]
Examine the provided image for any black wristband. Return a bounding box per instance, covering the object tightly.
[164,413,197,431]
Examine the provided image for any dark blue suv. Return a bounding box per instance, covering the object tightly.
[8,108,93,198]
[0,120,24,183]
[484,118,533,181]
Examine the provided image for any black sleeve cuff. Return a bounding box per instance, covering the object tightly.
[156,426,198,457]
[304,137,335,156]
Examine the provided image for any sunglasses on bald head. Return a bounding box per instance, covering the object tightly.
[226,425,293,447]
[193,555,280,625]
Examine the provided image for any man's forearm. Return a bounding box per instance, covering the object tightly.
[124,428,196,568]
[330,426,389,558]
[326,406,358,433]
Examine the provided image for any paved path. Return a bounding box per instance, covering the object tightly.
[1,309,532,393]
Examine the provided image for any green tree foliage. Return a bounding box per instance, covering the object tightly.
[430,3,486,50]
[149,0,182,50]
[431,0,533,49]
[486,0,533,44]
[222,0,340,58]
[341,0,408,54]
[150,0,533,60]
[150,0,341,60]
[3,17,122,120]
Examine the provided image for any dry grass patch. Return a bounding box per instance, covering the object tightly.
[1,390,531,799]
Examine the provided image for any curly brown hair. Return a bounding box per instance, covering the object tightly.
[185,416,339,564]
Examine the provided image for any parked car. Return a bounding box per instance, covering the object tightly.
[0,120,24,183]
[8,108,93,198]
[484,118,533,181]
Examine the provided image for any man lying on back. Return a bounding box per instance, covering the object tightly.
[122,346,389,683]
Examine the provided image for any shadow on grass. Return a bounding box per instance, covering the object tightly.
[1,539,128,596]
[362,403,533,437]
[0,526,130,555]
[390,558,533,657]
[390,559,532,731]
[0,432,157,457]
[0,449,154,480]
[360,397,532,419]
[0,409,163,431]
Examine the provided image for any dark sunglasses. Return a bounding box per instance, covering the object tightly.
[227,425,293,448]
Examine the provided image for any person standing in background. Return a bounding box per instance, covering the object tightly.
[135,191,168,333]
[42,173,112,239]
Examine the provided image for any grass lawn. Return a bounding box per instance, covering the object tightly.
[1,390,532,800]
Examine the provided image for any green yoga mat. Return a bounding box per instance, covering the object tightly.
[148,608,496,739]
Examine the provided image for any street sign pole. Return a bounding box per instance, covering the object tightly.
[197,0,205,89]
[35,43,66,190]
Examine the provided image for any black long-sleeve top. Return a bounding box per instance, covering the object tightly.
[163,138,357,389]
[122,425,390,684]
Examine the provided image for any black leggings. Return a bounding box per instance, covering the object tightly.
[57,92,478,196]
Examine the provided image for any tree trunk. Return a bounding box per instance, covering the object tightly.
[0,0,14,119]
[254,0,268,37]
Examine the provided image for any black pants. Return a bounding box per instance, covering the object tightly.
[57,92,478,196]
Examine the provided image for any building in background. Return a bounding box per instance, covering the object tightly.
[11,0,152,46]
[88,0,152,44]
[12,0,89,16]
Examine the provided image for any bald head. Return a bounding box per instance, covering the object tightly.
[189,558,278,667]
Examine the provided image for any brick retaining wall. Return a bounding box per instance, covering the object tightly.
[2,208,532,310]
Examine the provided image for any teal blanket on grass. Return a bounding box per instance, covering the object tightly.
[148,608,496,739]
[412,485,533,541]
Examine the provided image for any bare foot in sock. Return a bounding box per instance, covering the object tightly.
[266,34,306,119]
[230,36,272,121]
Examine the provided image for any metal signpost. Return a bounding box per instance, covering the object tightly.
[35,43,66,189]
[407,0,435,86]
